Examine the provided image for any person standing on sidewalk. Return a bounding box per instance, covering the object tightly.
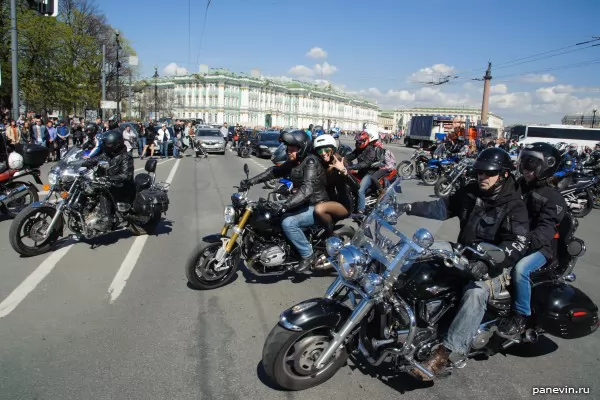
[220,122,229,149]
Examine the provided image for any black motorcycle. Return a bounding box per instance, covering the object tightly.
[9,158,169,257]
[261,179,597,390]
[184,164,355,290]
[398,149,429,180]
[237,138,252,158]
[561,176,598,218]
[434,157,476,198]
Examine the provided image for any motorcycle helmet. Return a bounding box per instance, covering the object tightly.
[103,130,125,156]
[107,115,119,131]
[337,143,353,157]
[356,131,370,149]
[473,147,513,172]
[8,152,24,170]
[517,142,561,180]
[279,130,312,159]
[366,127,379,142]
[85,123,98,137]
[271,143,288,165]
[567,143,578,157]
[313,134,337,159]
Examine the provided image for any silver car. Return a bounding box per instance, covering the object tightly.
[194,128,226,154]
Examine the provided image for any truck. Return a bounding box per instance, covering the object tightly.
[403,116,452,148]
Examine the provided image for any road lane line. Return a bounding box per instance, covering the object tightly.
[107,158,181,303]
[0,244,75,318]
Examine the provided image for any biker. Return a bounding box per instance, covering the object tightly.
[239,130,329,272]
[313,134,359,236]
[89,130,135,231]
[395,147,530,380]
[312,125,325,140]
[82,123,103,158]
[582,146,600,173]
[365,130,391,198]
[345,129,384,214]
[497,142,567,336]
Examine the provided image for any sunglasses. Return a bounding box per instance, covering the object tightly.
[316,148,333,155]
[475,169,500,177]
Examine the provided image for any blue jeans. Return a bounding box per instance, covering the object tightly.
[357,174,372,212]
[512,251,547,316]
[172,137,179,157]
[444,276,503,355]
[138,137,146,157]
[160,140,169,157]
[281,206,315,258]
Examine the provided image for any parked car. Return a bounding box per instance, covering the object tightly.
[251,130,281,158]
[194,127,226,154]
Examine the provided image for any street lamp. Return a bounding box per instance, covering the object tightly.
[153,65,159,121]
[115,30,121,121]
[592,109,597,128]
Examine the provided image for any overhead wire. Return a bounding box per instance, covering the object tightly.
[195,0,212,67]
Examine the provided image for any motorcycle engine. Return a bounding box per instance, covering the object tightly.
[256,244,287,267]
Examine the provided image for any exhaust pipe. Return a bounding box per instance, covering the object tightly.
[0,185,30,205]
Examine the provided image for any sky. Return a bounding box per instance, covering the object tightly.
[98,0,599,125]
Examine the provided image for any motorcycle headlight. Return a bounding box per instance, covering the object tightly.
[326,237,344,256]
[337,245,368,281]
[48,171,58,186]
[223,205,236,224]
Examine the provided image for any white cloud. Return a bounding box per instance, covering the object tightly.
[408,64,456,83]
[520,73,556,83]
[314,62,338,76]
[306,47,327,59]
[490,84,508,94]
[163,62,188,76]
[288,65,315,77]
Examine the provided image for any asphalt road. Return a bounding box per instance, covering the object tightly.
[0,140,598,400]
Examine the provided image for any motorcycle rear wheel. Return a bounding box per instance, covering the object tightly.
[262,324,348,391]
[9,205,61,257]
[1,182,39,218]
[571,191,593,218]
[185,240,240,290]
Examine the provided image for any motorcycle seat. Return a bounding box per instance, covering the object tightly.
[0,169,17,182]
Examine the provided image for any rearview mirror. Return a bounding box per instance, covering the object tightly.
[97,160,109,170]
[243,163,249,178]
[477,242,506,265]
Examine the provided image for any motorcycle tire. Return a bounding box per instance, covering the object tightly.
[185,240,240,290]
[264,179,277,189]
[261,324,348,391]
[398,161,414,179]
[434,177,454,198]
[133,209,162,235]
[421,169,439,186]
[241,148,251,158]
[1,182,39,218]
[571,190,593,218]
[9,205,62,257]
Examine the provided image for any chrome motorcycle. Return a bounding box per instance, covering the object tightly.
[397,148,429,180]
[434,157,475,198]
[261,179,597,390]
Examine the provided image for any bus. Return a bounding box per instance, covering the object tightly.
[510,124,600,149]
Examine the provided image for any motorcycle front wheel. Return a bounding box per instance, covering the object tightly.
[398,161,414,179]
[421,169,439,186]
[262,324,348,391]
[1,182,39,218]
[570,190,593,218]
[434,176,454,198]
[9,205,62,257]
[185,240,241,290]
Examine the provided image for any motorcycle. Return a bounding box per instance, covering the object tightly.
[184,164,356,290]
[421,145,460,186]
[434,157,476,198]
[261,178,597,390]
[349,165,399,220]
[189,135,208,158]
[9,158,170,257]
[237,139,252,158]
[561,176,598,218]
[398,149,429,180]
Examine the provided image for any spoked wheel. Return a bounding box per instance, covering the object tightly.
[1,183,39,218]
[570,191,593,218]
[398,162,414,179]
[434,177,454,198]
[262,324,348,391]
[421,169,439,185]
[9,205,62,257]
[185,240,240,290]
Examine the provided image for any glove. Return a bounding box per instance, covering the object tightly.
[395,203,411,214]
[239,179,252,191]
[465,260,488,281]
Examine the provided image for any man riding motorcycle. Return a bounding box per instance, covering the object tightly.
[82,123,103,158]
[395,147,530,380]
[345,129,384,214]
[86,130,135,231]
[498,142,567,336]
[239,130,328,272]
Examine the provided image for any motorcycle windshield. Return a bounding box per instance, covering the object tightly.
[271,143,288,164]
[350,179,417,267]
[433,143,447,157]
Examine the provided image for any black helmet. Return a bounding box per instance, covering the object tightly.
[279,130,312,159]
[271,143,288,165]
[473,147,513,172]
[107,115,119,130]
[85,123,98,136]
[103,130,125,155]
[517,142,561,180]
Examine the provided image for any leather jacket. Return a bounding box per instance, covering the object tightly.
[346,144,383,177]
[407,176,530,277]
[248,154,328,210]
[99,147,135,203]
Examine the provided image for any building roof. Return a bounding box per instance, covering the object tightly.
[394,106,503,120]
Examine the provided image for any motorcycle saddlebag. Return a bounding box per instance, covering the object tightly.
[532,281,599,339]
[133,188,169,215]
[14,144,49,168]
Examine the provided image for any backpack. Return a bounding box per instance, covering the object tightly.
[382,148,395,170]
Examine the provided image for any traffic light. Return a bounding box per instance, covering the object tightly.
[27,0,59,17]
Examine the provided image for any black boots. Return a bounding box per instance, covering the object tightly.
[295,255,314,273]
[499,312,527,336]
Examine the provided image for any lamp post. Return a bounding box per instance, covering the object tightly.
[592,109,597,128]
[153,66,159,121]
[115,30,121,121]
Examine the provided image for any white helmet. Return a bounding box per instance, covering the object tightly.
[313,134,338,152]
[8,152,24,170]
[366,127,379,142]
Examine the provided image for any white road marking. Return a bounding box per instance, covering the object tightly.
[107,158,181,303]
[0,244,75,318]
